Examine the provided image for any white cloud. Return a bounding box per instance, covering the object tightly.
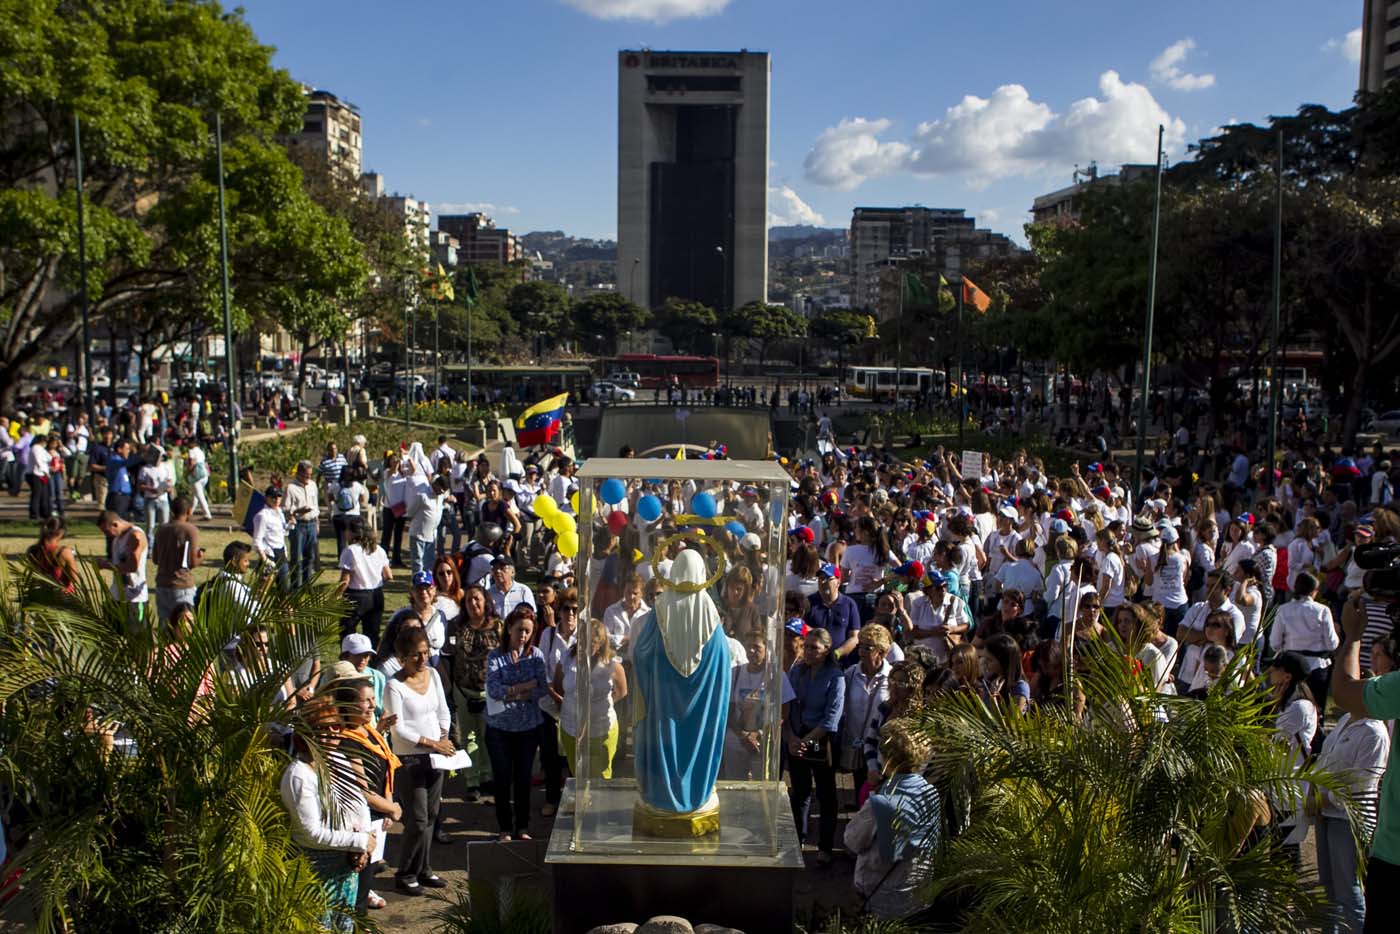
[436,202,520,217]
[767,185,825,227]
[803,71,1184,190]
[417,117,433,128]
[802,118,913,191]
[560,0,730,23]
[1323,28,1363,64]
[1150,38,1215,91]
[976,208,1002,226]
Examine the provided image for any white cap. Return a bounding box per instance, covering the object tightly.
[998,506,1018,520]
[740,532,762,551]
[1160,525,1180,543]
[341,633,373,656]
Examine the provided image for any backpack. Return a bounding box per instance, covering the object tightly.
[336,485,356,513]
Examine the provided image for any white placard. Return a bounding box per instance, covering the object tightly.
[430,749,472,771]
[961,450,985,480]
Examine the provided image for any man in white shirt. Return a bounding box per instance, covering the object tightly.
[430,435,456,473]
[284,460,320,589]
[252,486,290,591]
[64,411,90,502]
[1179,569,1248,645]
[138,447,175,541]
[602,576,650,654]
[487,556,535,618]
[408,475,453,576]
[548,457,575,514]
[1270,572,1341,702]
[25,432,51,520]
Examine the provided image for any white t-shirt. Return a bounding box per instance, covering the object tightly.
[1154,551,1190,609]
[841,544,886,594]
[1132,541,1161,599]
[1097,551,1126,607]
[332,480,367,517]
[383,668,451,757]
[560,655,622,738]
[339,544,389,591]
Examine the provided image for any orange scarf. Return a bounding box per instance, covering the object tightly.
[345,724,401,797]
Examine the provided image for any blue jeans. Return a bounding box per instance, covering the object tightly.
[1317,815,1364,934]
[289,520,317,588]
[155,586,198,629]
[410,537,435,577]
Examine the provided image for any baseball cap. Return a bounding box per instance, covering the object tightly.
[740,532,762,551]
[264,485,283,499]
[340,633,374,656]
[923,569,949,589]
[525,463,540,474]
[1050,518,1070,535]
[785,617,809,637]
[1160,525,1180,544]
[818,562,841,580]
[788,526,815,544]
[411,570,435,588]
[502,480,521,495]
[740,486,759,498]
[491,555,516,569]
[998,505,1018,520]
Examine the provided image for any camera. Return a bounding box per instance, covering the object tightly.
[1355,543,1400,600]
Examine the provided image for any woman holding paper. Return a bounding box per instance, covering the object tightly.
[383,627,454,897]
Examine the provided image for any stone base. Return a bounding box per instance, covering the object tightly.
[631,799,720,838]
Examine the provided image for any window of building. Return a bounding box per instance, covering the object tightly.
[646,75,742,93]
[302,119,323,134]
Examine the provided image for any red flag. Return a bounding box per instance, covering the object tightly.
[962,276,992,313]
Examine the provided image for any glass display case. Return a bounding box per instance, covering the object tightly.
[544,457,800,867]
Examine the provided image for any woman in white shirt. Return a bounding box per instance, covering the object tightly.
[1114,604,1171,694]
[279,698,374,929]
[840,516,896,617]
[552,618,627,780]
[1094,529,1127,612]
[382,627,454,896]
[1146,526,1191,637]
[1286,517,1322,592]
[1268,652,1319,830]
[1217,518,1255,577]
[1190,518,1218,601]
[337,518,392,648]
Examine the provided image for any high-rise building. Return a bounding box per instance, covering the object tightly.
[617,50,769,312]
[1361,0,1400,93]
[849,207,1016,313]
[438,213,524,265]
[362,173,430,250]
[288,87,362,179]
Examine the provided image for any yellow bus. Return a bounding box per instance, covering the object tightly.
[845,366,945,400]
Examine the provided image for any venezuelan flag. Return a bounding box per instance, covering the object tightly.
[516,392,569,447]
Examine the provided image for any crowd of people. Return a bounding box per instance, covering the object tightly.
[12,383,1400,929]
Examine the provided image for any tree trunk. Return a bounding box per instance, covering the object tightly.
[1342,353,1369,449]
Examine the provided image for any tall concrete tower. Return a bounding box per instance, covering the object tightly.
[617,50,769,314]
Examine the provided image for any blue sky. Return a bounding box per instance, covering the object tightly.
[238,0,1364,243]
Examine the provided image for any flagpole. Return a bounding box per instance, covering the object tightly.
[215,112,240,497]
[405,300,413,430]
[1266,129,1284,495]
[433,298,441,408]
[73,115,94,425]
[1133,124,1165,488]
[956,278,965,450]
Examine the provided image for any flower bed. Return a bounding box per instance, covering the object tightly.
[382,401,501,426]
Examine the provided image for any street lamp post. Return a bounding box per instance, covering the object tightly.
[712,331,721,386]
[715,245,726,316]
[214,113,239,495]
[72,115,93,425]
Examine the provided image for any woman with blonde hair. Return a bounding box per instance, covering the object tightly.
[948,642,981,694]
[1113,604,1171,692]
[843,719,940,919]
[554,618,627,779]
[841,625,893,804]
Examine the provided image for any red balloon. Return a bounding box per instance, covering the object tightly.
[606,510,629,536]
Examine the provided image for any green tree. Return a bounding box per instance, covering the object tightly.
[505,280,572,350]
[573,293,650,355]
[653,297,717,355]
[720,301,807,364]
[911,637,1353,933]
[0,560,359,931]
[0,0,364,407]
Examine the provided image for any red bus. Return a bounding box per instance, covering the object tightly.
[608,354,720,389]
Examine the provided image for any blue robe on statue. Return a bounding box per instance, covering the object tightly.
[632,610,732,814]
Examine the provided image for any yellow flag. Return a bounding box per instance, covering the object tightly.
[674,446,686,460]
[436,263,455,302]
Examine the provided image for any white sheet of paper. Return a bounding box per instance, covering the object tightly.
[430,749,471,771]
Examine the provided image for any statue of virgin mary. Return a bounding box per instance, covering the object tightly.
[630,547,732,837]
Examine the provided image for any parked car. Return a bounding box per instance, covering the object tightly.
[604,371,642,389]
[1372,410,1400,436]
[590,381,636,402]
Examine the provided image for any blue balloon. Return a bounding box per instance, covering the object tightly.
[725,520,747,537]
[690,491,717,519]
[637,494,663,522]
[599,478,627,505]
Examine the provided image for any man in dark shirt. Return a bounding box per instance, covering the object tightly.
[105,438,133,517]
[804,563,861,666]
[152,495,203,626]
[88,427,113,509]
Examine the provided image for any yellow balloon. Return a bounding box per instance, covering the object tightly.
[557,513,577,534]
[570,491,580,513]
[558,529,579,558]
[534,495,557,518]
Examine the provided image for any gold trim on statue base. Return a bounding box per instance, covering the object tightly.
[632,798,721,838]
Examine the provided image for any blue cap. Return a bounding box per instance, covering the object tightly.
[818,562,841,580]
[1050,518,1070,535]
[785,617,808,636]
[411,570,435,588]
[923,569,949,588]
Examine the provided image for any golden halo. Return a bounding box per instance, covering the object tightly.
[651,530,726,594]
